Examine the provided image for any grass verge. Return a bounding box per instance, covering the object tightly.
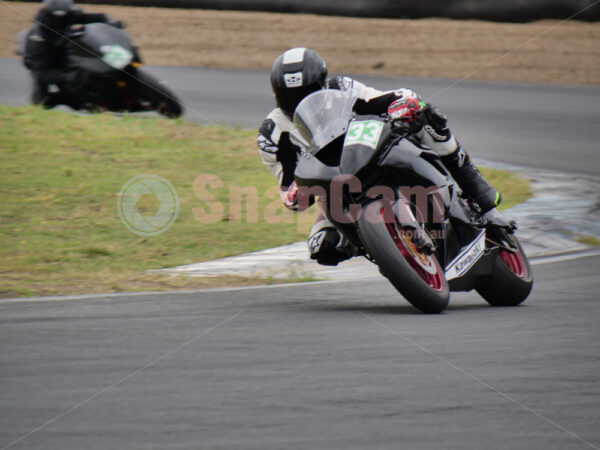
[479,167,530,210]
[576,235,600,247]
[1,105,530,297]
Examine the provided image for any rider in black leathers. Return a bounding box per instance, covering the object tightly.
[23,0,123,109]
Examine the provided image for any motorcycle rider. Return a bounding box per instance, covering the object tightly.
[23,0,123,109]
[258,47,502,266]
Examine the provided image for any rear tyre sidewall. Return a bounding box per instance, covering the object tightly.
[357,200,449,314]
[476,236,533,306]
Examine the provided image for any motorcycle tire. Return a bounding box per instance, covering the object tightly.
[132,68,183,118]
[357,199,449,314]
[476,235,533,306]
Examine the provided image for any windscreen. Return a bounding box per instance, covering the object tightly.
[293,89,357,154]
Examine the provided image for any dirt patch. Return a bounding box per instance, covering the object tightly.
[1,1,599,85]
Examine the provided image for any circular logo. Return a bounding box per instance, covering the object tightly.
[117,175,179,236]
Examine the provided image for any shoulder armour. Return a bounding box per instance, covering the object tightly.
[259,118,275,139]
[328,76,353,91]
[28,34,45,43]
[258,118,278,153]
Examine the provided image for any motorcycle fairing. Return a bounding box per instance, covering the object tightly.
[292,91,517,292]
[445,230,486,280]
[379,141,450,188]
[339,115,391,176]
[68,23,135,74]
[294,151,341,188]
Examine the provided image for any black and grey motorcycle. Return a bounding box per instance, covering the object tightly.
[293,89,533,313]
[17,23,183,117]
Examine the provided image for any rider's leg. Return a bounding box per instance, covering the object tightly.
[31,76,47,105]
[419,109,501,213]
[42,88,83,110]
[440,147,501,213]
[307,213,352,266]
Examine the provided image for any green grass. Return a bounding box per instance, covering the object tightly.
[576,235,600,247]
[0,105,530,297]
[479,167,531,210]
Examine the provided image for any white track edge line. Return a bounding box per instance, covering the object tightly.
[1,249,599,304]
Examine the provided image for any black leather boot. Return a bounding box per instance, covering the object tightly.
[42,92,82,110]
[308,227,353,266]
[441,149,501,213]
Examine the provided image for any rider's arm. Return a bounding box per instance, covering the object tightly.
[329,76,397,114]
[258,117,306,210]
[329,76,386,100]
[258,119,285,185]
[351,80,460,155]
[352,80,422,116]
[23,30,65,85]
[24,30,49,72]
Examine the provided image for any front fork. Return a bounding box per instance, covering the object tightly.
[335,188,437,256]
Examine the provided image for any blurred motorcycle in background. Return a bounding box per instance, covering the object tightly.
[16,22,183,118]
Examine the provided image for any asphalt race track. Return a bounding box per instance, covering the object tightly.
[1,254,600,450]
[1,57,600,449]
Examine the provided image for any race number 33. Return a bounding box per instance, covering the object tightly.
[344,120,384,149]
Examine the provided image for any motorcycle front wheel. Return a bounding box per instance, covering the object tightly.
[357,199,449,314]
[131,68,184,118]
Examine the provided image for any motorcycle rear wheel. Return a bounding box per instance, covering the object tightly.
[476,235,533,306]
[357,200,449,314]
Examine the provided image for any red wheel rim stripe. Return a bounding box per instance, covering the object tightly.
[499,249,526,278]
[382,210,445,292]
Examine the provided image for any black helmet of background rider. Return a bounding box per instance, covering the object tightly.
[39,0,75,33]
[270,47,328,118]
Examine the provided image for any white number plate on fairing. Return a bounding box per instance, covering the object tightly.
[100,45,133,69]
[344,120,384,149]
[445,230,486,280]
